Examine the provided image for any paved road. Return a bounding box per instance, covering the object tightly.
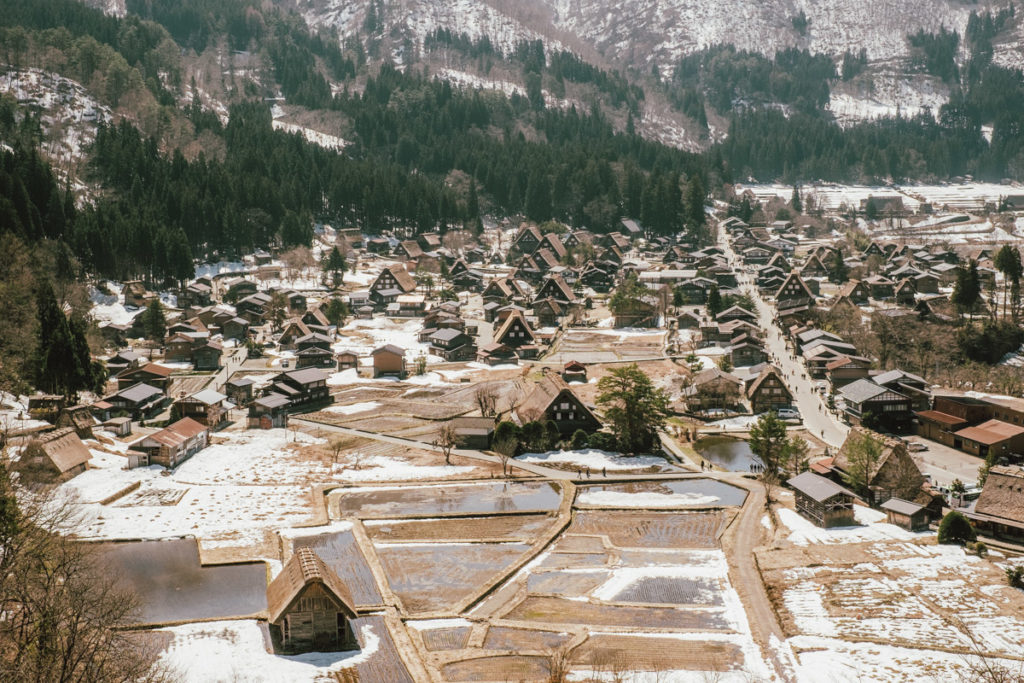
[718,232,850,448]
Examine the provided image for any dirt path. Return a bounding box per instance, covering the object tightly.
[720,476,794,682]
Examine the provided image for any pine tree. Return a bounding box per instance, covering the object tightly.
[524,168,552,222]
[34,284,79,397]
[596,363,671,453]
[140,300,166,341]
[790,184,802,213]
[830,248,849,283]
[707,286,724,317]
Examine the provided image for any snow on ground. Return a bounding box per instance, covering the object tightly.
[777,506,927,546]
[331,456,476,482]
[0,393,50,432]
[707,414,762,430]
[271,119,348,151]
[193,260,246,278]
[518,449,670,471]
[0,69,110,167]
[63,429,328,542]
[406,618,474,631]
[786,635,1024,683]
[827,71,947,127]
[157,620,379,682]
[577,489,719,508]
[337,317,442,363]
[323,401,381,415]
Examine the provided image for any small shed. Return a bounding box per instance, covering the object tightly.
[787,471,857,528]
[267,547,359,653]
[451,417,496,449]
[372,344,406,378]
[880,497,929,531]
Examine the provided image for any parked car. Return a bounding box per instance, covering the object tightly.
[907,442,928,452]
[777,407,800,420]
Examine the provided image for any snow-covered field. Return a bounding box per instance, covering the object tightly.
[777,505,927,546]
[518,448,672,471]
[156,620,379,682]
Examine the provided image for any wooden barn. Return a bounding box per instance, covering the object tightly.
[880,497,929,531]
[267,548,359,653]
[787,471,857,528]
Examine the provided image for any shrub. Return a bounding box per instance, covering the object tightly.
[493,421,521,453]
[1006,565,1024,589]
[588,432,617,451]
[937,510,977,545]
[570,430,589,449]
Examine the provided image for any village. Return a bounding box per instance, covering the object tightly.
[4,184,1024,682]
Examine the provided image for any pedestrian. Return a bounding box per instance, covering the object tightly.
[586,468,591,479]
[602,467,606,477]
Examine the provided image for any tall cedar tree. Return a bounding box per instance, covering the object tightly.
[993,245,1022,319]
[951,259,982,321]
[748,412,789,473]
[140,299,166,341]
[829,248,849,283]
[596,363,671,453]
[33,284,94,398]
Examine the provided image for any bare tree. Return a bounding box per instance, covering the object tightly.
[280,246,315,284]
[546,645,571,683]
[475,384,499,417]
[329,437,346,465]
[0,456,172,682]
[435,421,458,465]
[493,436,517,478]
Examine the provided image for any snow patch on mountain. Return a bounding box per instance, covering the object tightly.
[828,68,949,127]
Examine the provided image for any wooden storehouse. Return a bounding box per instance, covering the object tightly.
[880,497,930,531]
[787,471,857,528]
[267,547,359,653]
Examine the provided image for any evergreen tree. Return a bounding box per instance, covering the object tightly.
[322,246,347,286]
[829,249,849,283]
[707,285,724,317]
[684,174,707,230]
[596,363,671,453]
[951,259,982,321]
[790,184,802,213]
[994,244,1022,319]
[748,412,789,474]
[140,300,166,341]
[33,284,80,397]
[524,168,552,222]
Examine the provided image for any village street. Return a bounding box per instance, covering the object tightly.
[717,230,851,448]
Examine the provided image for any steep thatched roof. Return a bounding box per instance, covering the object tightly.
[974,466,1024,525]
[267,547,356,623]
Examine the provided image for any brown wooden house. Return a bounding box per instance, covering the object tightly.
[267,547,359,653]
[747,366,791,413]
[516,372,601,436]
[788,471,857,528]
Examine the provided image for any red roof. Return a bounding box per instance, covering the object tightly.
[915,410,967,427]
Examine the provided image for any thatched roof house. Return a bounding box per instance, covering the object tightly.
[968,465,1024,542]
[267,548,358,653]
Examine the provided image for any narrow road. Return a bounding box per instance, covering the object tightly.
[718,232,850,448]
[721,477,793,682]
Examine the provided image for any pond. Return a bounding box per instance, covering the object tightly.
[98,538,267,625]
[694,436,760,472]
[576,479,748,508]
[329,481,563,518]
